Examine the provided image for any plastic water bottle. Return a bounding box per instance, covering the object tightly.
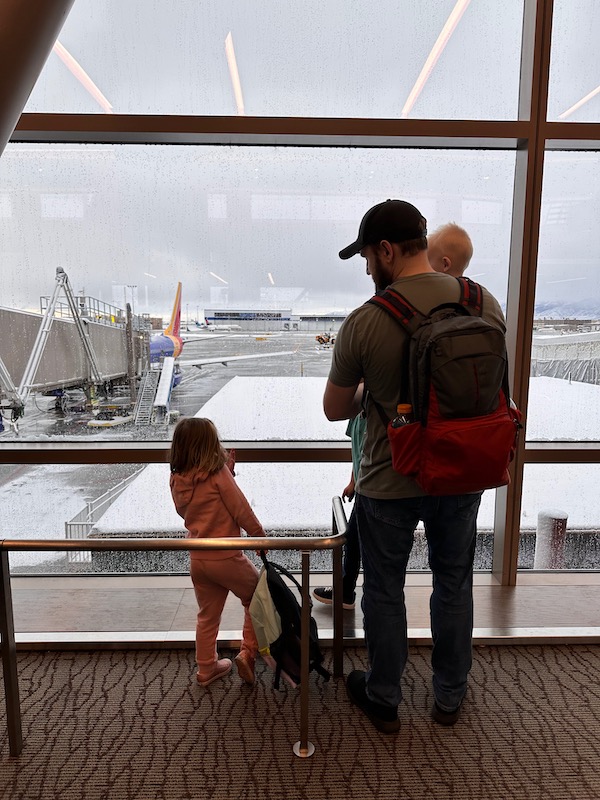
[391,403,413,428]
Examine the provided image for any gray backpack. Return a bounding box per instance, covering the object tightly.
[368,277,522,494]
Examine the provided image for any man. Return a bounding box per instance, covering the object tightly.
[428,222,473,277]
[323,200,505,734]
[314,222,474,611]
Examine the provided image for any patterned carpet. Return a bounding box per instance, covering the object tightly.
[1,645,599,800]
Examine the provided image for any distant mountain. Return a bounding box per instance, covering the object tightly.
[534,300,600,320]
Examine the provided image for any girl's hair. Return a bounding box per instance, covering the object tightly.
[169,417,229,475]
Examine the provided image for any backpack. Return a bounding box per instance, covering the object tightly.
[367,276,522,495]
[250,552,330,690]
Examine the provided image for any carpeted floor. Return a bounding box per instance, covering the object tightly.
[0,644,599,800]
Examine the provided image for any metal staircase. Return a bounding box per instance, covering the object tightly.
[134,370,160,425]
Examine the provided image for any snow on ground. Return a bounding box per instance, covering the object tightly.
[95,376,352,535]
[527,377,600,440]
[93,461,353,535]
[0,465,90,567]
[194,376,349,440]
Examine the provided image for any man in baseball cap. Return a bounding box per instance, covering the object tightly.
[323,198,506,734]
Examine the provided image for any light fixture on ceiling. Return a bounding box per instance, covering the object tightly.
[559,85,600,120]
[209,271,229,285]
[225,31,245,116]
[401,0,472,119]
[53,40,113,114]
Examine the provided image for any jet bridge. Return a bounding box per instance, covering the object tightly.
[0,268,149,421]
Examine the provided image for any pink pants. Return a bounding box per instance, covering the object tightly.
[190,553,259,671]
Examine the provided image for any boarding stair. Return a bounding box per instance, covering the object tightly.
[134,369,160,425]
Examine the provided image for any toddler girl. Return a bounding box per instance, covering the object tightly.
[169,417,265,687]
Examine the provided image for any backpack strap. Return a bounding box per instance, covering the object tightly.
[366,276,483,325]
[365,288,420,421]
[366,287,422,335]
[457,276,483,315]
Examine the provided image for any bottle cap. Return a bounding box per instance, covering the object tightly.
[396,403,412,414]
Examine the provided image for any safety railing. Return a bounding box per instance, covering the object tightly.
[0,497,348,760]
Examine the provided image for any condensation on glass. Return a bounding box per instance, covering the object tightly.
[23,0,524,120]
[0,143,515,442]
[0,462,496,577]
[517,464,600,570]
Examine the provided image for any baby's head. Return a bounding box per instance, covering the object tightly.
[169,416,228,474]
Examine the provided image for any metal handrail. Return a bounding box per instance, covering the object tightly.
[0,497,348,760]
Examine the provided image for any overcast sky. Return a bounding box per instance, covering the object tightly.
[1,0,599,317]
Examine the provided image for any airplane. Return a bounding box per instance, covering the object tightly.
[149,283,295,382]
[149,282,185,364]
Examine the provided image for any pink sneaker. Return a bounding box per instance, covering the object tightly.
[196,658,232,687]
[234,651,256,686]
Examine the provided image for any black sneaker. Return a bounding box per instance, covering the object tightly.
[312,587,355,610]
[431,701,461,726]
[346,670,400,734]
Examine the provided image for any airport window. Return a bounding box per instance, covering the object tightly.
[0,144,515,443]
[548,0,600,122]
[0,461,498,577]
[23,0,524,120]
[517,465,600,571]
[528,150,600,442]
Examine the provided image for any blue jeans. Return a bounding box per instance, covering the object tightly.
[354,491,482,712]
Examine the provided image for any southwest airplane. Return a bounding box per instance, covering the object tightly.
[149,282,295,378]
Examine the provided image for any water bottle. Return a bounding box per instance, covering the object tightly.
[391,403,413,428]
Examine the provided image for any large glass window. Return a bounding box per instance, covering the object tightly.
[529,151,600,441]
[24,0,524,120]
[0,144,515,441]
[0,461,497,576]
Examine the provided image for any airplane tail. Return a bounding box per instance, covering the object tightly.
[164,282,182,337]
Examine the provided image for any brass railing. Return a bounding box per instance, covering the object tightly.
[0,497,348,759]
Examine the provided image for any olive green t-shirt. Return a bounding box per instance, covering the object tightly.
[329,273,506,499]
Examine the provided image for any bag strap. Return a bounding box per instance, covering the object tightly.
[366,276,482,326]
[259,551,311,607]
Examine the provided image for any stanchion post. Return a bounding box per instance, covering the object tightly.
[293,550,315,758]
[332,540,344,679]
[0,550,23,756]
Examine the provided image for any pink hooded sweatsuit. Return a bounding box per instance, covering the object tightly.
[170,465,265,674]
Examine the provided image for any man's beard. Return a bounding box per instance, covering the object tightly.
[373,253,393,292]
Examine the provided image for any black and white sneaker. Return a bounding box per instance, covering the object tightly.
[312,586,355,610]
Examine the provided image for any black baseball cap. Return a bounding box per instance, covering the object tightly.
[338,199,427,260]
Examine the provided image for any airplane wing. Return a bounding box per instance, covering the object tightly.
[178,351,296,368]
[180,333,230,343]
